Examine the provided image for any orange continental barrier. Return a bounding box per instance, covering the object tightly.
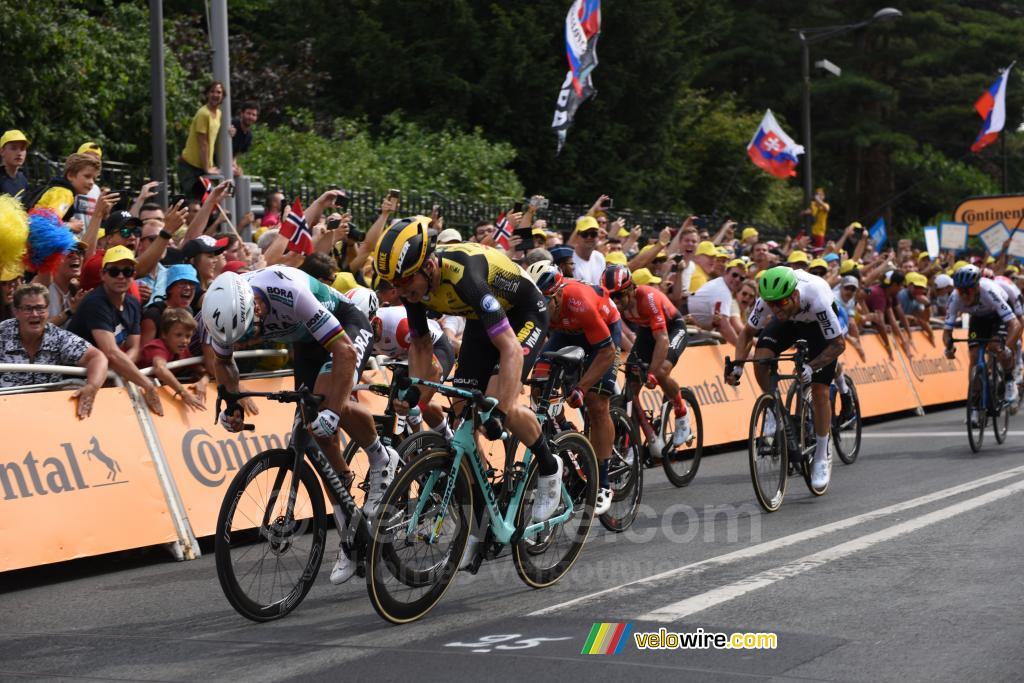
[0,387,178,572]
[898,330,967,406]
[834,333,920,418]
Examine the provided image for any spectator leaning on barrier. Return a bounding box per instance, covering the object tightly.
[141,264,199,346]
[46,240,88,328]
[178,81,225,200]
[686,258,746,345]
[0,283,108,418]
[66,246,163,415]
[0,129,30,203]
[140,306,206,411]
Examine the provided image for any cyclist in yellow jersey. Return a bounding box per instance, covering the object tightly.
[373,217,563,524]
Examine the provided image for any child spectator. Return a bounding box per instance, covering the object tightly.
[0,130,30,202]
[31,153,101,228]
[140,307,206,410]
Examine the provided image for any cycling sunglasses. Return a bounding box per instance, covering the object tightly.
[765,296,793,309]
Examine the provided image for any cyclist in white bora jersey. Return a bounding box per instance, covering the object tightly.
[727,266,845,491]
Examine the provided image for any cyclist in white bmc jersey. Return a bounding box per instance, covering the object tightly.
[202,266,398,587]
[727,266,845,491]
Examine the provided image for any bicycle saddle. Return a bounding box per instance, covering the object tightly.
[541,346,585,366]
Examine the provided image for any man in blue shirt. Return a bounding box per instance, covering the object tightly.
[0,130,30,203]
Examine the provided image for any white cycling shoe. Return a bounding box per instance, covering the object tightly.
[810,455,831,491]
[1005,381,1018,404]
[362,446,400,519]
[330,544,356,585]
[595,487,613,516]
[532,456,564,523]
[673,414,693,446]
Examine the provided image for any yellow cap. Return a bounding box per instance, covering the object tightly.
[655,250,669,260]
[953,260,969,271]
[77,141,102,158]
[906,272,928,288]
[253,227,269,242]
[986,255,996,264]
[605,251,628,266]
[716,246,733,258]
[1006,265,1019,275]
[332,271,359,293]
[696,241,717,257]
[617,227,630,238]
[532,227,547,238]
[632,268,662,285]
[917,251,931,260]
[0,129,29,148]
[808,258,828,271]
[102,245,137,266]
[787,250,810,264]
[741,227,758,241]
[840,259,858,274]
[726,258,747,270]
[575,216,599,233]
[849,221,862,230]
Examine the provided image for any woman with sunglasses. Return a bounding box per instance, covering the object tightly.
[727,266,846,492]
[943,265,1021,412]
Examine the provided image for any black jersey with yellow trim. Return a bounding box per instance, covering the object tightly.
[404,242,542,340]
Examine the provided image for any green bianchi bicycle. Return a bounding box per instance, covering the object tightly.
[367,351,599,624]
[725,340,828,513]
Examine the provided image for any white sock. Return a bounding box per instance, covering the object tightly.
[408,411,423,428]
[365,438,389,468]
[814,435,830,463]
[332,504,348,535]
[835,374,849,394]
[431,416,448,433]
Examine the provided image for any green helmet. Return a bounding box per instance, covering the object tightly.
[759,266,798,302]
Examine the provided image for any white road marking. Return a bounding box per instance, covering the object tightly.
[528,464,1024,616]
[861,431,1024,438]
[640,476,1024,622]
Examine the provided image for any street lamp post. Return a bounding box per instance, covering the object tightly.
[794,8,902,213]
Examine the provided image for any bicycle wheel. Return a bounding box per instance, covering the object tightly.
[366,448,471,625]
[990,360,1009,444]
[748,394,788,512]
[832,378,862,465]
[512,430,598,588]
[660,389,704,487]
[396,429,448,462]
[796,388,828,496]
[215,449,326,622]
[967,365,985,453]
[600,407,642,532]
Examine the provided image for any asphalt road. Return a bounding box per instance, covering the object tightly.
[3,406,1024,682]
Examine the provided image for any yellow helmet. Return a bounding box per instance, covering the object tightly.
[372,216,435,282]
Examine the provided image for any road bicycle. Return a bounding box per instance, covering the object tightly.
[212,386,452,623]
[950,337,1010,452]
[367,346,598,624]
[612,360,703,488]
[725,341,827,513]
[785,372,862,465]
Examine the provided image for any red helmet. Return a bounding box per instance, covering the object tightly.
[602,265,632,294]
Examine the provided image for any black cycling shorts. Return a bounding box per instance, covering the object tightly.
[292,302,374,391]
[627,317,687,371]
[755,317,838,385]
[452,290,549,392]
[968,313,1008,349]
[432,333,456,380]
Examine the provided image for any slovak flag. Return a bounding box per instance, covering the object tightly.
[747,109,805,179]
[971,64,1014,153]
[280,207,314,255]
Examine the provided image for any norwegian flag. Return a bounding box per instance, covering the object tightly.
[280,208,314,255]
[493,212,512,250]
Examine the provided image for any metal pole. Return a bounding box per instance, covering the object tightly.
[800,35,813,224]
[209,0,236,219]
[1002,133,1009,194]
[149,0,168,206]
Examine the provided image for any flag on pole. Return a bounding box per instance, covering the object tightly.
[747,109,805,179]
[280,207,313,255]
[971,63,1014,153]
[552,0,602,153]
[869,217,887,250]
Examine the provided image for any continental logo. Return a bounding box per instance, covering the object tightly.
[637,375,742,414]
[844,359,900,385]
[1,438,126,501]
[907,354,962,382]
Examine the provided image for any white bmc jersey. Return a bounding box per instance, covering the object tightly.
[747,269,842,340]
[374,305,443,359]
[944,278,1016,330]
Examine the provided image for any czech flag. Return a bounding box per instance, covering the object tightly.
[971,64,1013,153]
[747,109,805,179]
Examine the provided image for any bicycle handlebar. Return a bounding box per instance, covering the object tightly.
[395,374,498,414]
[215,385,324,431]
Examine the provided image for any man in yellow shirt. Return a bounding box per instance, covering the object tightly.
[802,186,829,248]
[178,81,224,200]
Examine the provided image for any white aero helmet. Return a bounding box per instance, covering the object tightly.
[202,272,255,346]
[344,286,380,320]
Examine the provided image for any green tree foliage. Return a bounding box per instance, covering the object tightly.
[242,112,523,199]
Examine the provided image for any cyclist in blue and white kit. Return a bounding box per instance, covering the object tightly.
[202,266,398,586]
[727,266,846,491]
[943,265,1022,413]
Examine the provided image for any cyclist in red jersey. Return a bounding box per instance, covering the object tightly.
[528,261,620,515]
[604,265,693,446]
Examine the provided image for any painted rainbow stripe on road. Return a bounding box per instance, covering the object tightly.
[581,622,634,654]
